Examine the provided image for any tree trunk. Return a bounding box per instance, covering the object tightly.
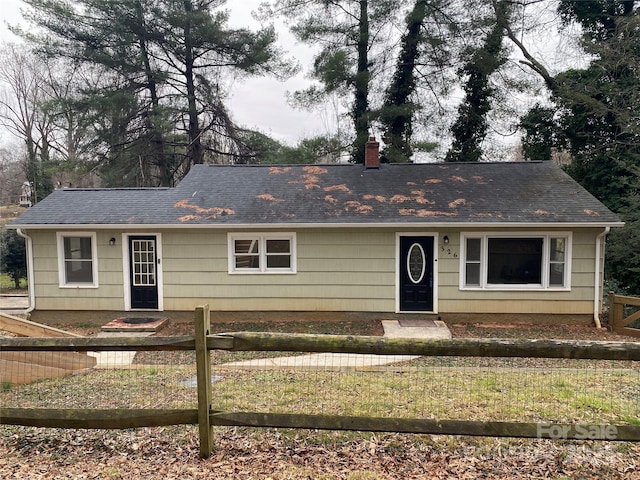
[445,0,509,162]
[183,0,204,170]
[381,0,428,163]
[352,0,370,163]
[135,0,171,186]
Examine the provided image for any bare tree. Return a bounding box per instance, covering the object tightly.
[0,43,55,202]
[0,145,26,205]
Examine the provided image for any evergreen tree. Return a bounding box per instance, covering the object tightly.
[1,230,27,290]
[445,0,509,162]
[379,0,437,163]
[268,0,399,163]
[519,104,559,161]
[519,0,640,293]
[240,131,346,164]
[19,0,292,184]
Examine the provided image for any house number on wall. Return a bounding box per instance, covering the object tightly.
[440,245,458,258]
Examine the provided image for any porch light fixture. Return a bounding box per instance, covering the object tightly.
[109,237,116,246]
[443,235,449,245]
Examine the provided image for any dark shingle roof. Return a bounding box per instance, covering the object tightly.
[9,162,622,227]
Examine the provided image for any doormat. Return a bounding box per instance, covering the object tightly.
[101,317,168,332]
[398,319,437,328]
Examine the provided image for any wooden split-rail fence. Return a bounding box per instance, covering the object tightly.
[1,304,640,458]
[609,291,640,338]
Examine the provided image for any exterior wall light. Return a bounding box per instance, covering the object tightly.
[443,235,449,245]
[109,237,116,246]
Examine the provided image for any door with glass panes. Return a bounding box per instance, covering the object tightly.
[129,235,158,309]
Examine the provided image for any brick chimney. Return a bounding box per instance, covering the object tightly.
[365,136,380,169]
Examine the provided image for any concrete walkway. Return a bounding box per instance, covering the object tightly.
[89,331,156,367]
[380,319,451,340]
[220,319,451,370]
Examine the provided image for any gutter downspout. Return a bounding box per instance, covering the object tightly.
[593,227,610,329]
[16,228,35,313]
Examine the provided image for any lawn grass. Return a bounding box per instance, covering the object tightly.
[0,272,26,291]
[2,358,638,427]
[1,365,198,410]
[209,364,639,425]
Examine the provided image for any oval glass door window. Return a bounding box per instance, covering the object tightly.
[407,243,426,284]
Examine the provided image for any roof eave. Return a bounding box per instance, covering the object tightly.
[7,221,626,230]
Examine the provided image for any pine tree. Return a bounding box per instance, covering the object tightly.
[20,0,292,184]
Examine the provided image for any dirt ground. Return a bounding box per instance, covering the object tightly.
[33,312,637,341]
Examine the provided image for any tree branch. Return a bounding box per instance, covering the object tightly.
[504,20,558,94]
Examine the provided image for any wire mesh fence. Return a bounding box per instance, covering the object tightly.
[1,349,198,410]
[4,304,640,463]
[211,355,640,425]
[2,345,639,426]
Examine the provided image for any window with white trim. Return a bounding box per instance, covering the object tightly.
[461,233,570,290]
[56,232,98,287]
[228,233,296,273]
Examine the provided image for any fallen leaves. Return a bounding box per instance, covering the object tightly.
[256,194,284,203]
[2,427,640,479]
[173,200,235,221]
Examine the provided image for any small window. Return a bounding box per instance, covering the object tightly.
[461,233,571,290]
[464,238,481,286]
[407,243,426,284]
[234,239,260,269]
[132,239,156,286]
[57,232,98,287]
[266,239,292,269]
[549,237,566,286]
[229,234,296,273]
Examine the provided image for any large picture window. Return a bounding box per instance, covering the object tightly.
[228,233,296,274]
[57,232,98,287]
[461,233,570,290]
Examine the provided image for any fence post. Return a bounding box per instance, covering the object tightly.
[195,304,213,458]
[609,292,616,327]
[608,292,621,330]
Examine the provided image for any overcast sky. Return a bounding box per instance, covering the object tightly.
[0,0,338,146]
